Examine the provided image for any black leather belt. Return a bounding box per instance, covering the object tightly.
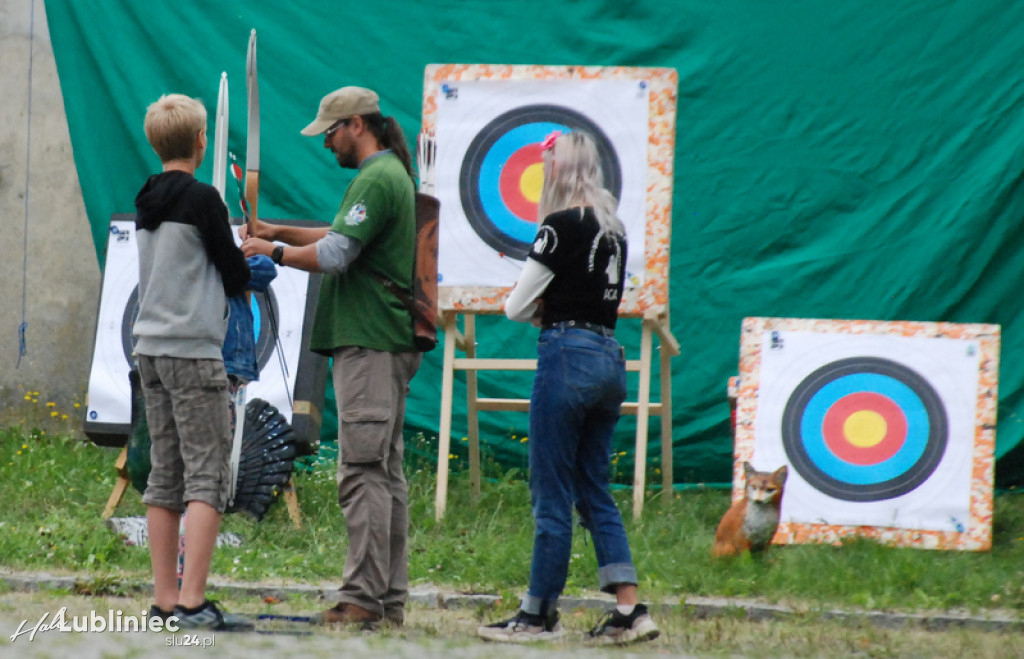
[542,320,615,338]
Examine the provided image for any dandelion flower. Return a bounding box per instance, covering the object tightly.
[74,403,81,409]
[23,394,31,401]
[50,411,58,417]
[520,437,528,443]
[46,402,56,408]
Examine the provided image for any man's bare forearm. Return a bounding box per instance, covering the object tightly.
[260,221,330,246]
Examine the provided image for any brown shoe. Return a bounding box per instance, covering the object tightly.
[383,607,404,627]
[310,602,382,627]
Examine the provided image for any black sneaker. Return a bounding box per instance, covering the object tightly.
[477,609,564,643]
[172,599,254,632]
[587,603,660,645]
[148,605,173,625]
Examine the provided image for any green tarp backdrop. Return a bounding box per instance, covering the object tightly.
[45,0,1024,487]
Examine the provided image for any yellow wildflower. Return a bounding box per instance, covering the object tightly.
[46,402,56,408]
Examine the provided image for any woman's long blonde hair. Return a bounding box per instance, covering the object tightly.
[537,131,625,235]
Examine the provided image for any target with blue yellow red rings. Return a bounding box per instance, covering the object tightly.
[781,357,948,502]
[432,75,652,289]
[458,104,622,260]
[736,318,998,550]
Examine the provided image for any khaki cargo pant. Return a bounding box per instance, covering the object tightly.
[332,346,421,619]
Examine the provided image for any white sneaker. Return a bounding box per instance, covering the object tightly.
[477,609,564,643]
[587,603,660,645]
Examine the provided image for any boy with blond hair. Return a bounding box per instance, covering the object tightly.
[134,93,252,630]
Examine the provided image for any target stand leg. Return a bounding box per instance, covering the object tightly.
[632,318,654,519]
[435,309,460,520]
[282,476,302,529]
[465,314,482,500]
[655,311,680,506]
[102,447,131,519]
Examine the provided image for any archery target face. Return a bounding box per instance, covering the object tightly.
[85,222,139,427]
[753,331,980,532]
[435,79,649,287]
[86,219,311,433]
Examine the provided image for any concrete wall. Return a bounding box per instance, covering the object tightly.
[1,0,99,429]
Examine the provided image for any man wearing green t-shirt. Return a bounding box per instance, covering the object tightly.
[241,86,420,628]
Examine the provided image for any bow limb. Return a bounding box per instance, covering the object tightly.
[245,28,260,234]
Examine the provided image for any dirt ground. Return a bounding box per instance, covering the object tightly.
[1,589,1022,658]
[0,591,690,659]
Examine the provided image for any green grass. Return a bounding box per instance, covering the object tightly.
[3,425,1024,616]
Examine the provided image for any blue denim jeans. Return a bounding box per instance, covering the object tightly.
[521,327,637,616]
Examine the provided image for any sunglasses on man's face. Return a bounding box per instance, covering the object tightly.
[325,118,350,137]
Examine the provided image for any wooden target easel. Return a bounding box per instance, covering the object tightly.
[421,64,679,519]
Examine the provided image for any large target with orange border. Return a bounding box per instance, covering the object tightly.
[426,68,671,295]
[734,317,999,551]
[458,104,622,260]
[780,356,947,502]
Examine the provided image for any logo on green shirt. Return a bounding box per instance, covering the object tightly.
[345,202,368,226]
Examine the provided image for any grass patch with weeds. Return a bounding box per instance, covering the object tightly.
[2,426,1024,619]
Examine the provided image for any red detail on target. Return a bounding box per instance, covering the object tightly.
[821,392,907,465]
[499,144,543,222]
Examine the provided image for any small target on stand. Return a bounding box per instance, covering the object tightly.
[120,287,279,371]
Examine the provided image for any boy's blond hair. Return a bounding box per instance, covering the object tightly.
[144,94,207,163]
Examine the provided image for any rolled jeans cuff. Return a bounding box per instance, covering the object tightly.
[520,593,558,616]
[598,563,638,594]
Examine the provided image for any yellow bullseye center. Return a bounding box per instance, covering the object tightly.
[843,410,887,448]
[520,163,545,203]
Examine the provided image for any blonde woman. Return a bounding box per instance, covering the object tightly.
[478,131,659,646]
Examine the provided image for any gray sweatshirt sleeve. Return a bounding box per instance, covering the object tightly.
[315,231,363,274]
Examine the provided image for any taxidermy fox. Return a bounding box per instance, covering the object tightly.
[711,462,788,558]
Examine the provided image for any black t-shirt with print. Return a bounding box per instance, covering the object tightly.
[528,206,627,329]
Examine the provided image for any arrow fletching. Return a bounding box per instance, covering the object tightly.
[228,152,253,235]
